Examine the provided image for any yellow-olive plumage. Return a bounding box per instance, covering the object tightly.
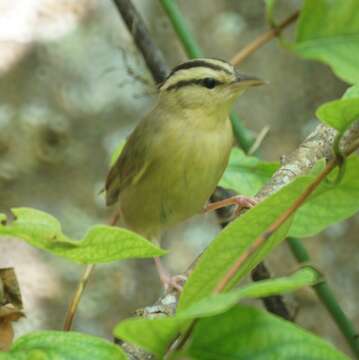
[106,58,263,243]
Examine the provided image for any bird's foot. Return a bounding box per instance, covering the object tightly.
[154,257,187,292]
[204,195,257,213]
[159,273,187,292]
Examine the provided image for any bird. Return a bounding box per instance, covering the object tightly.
[105,58,264,290]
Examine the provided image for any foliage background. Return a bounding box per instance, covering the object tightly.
[0,0,357,357]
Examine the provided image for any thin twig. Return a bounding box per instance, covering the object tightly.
[231,11,299,66]
[63,213,119,331]
[63,264,95,331]
[214,138,359,293]
[248,126,270,155]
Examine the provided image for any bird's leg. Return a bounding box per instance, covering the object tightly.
[203,195,257,213]
[154,257,187,292]
[109,210,121,226]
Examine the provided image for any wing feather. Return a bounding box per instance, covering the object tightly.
[105,115,157,206]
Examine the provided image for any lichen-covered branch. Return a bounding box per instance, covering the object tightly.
[257,122,359,200]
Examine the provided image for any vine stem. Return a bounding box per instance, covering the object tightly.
[230,10,299,66]
[214,139,359,293]
[63,213,120,331]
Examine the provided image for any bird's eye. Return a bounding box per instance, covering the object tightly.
[202,77,217,89]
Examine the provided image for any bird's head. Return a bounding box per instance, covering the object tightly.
[159,58,265,112]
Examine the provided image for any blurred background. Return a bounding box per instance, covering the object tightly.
[0,0,357,356]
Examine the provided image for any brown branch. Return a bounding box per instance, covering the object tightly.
[112,0,169,83]
[231,10,299,66]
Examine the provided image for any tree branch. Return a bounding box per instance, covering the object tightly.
[230,10,300,66]
[113,0,169,83]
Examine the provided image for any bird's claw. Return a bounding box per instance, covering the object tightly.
[204,195,257,213]
[232,195,257,209]
[160,274,187,292]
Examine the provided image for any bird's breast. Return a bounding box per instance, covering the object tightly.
[119,117,233,238]
[157,118,233,224]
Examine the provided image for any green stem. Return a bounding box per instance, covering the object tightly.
[159,0,254,152]
[288,237,359,359]
[159,0,203,58]
[230,114,255,151]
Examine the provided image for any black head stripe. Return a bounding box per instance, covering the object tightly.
[169,60,232,77]
[165,78,224,91]
[165,79,202,91]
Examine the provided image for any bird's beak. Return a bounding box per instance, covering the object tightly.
[234,71,267,87]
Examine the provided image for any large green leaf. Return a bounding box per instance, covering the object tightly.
[114,267,319,358]
[289,155,359,237]
[179,176,315,311]
[292,0,359,83]
[2,331,127,359]
[220,148,279,196]
[0,208,165,264]
[185,305,349,360]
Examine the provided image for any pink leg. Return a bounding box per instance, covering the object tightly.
[204,195,257,213]
[154,257,187,292]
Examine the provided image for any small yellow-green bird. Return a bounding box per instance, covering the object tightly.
[105,58,264,289]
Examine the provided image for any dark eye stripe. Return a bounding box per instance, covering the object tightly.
[169,60,232,77]
[165,78,223,91]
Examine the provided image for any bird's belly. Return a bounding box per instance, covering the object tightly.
[119,125,232,238]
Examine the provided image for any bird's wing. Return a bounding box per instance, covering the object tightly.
[105,118,155,206]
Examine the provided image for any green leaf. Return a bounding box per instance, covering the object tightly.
[114,267,319,358]
[292,0,359,83]
[186,305,349,360]
[265,0,278,26]
[6,331,127,359]
[289,155,359,237]
[316,86,359,132]
[0,208,165,264]
[179,176,314,311]
[220,148,279,196]
[115,317,181,359]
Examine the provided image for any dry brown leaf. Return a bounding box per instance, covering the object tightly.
[0,268,24,351]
